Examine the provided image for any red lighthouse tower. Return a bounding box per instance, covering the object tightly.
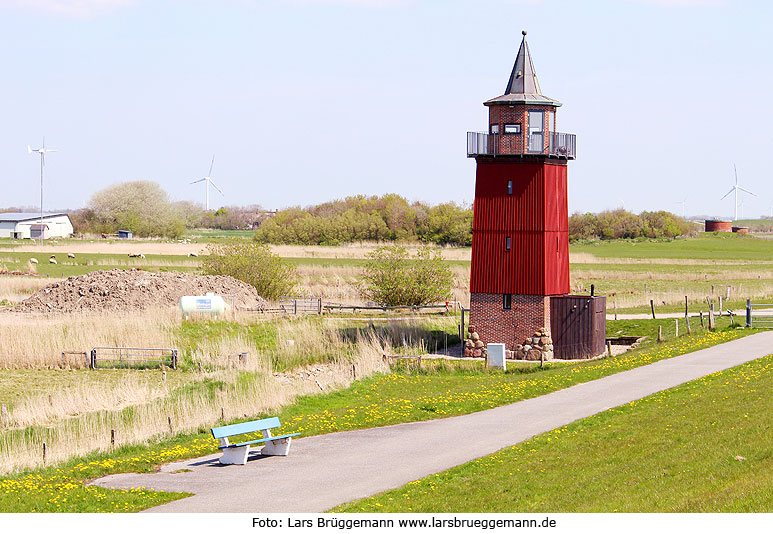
[467,32,603,360]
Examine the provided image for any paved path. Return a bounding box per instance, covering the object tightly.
[92,331,773,513]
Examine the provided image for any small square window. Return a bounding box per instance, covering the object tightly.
[490,124,500,134]
[505,236,511,251]
[504,123,521,134]
[507,180,513,195]
[503,294,512,310]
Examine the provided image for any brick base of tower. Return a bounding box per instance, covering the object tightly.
[470,292,551,350]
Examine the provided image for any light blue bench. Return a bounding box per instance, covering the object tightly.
[211,416,300,465]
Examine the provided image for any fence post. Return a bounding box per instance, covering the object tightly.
[746,299,752,327]
[708,303,715,330]
[684,296,688,318]
[606,340,612,357]
[90,349,97,369]
[460,307,466,357]
[719,296,723,316]
[111,429,116,446]
[657,325,663,342]
[614,300,617,321]
[650,300,656,319]
[686,316,692,335]
[167,416,173,434]
[674,318,679,337]
[172,350,178,370]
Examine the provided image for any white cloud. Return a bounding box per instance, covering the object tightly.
[0,0,135,17]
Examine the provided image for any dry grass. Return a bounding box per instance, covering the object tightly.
[269,243,471,261]
[0,276,50,303]
[0,324,393,473]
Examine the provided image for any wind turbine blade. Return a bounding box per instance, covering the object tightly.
[720,188,735,200]
[734,164,738,184]
[208,179,224,195]
[27,145,32,154]
[738,186,756,196]
[190,178,206,184]
[208,154,215,178]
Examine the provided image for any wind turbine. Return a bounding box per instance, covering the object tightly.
[721,164,755,221]
[27,137,57,245]
[190,155,223,211]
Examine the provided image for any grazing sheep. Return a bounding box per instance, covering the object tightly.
[49,255,56,259]
[49,258,57,264]
[139,254,146,259]
[67,253,75,258]
[29,258,39,264]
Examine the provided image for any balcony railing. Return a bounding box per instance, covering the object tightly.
[467,131,576,159]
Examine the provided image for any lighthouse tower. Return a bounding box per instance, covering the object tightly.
[467,32,600,359]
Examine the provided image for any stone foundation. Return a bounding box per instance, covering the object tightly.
[469,292,552,353]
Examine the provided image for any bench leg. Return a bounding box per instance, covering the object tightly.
[219,445,250,465]
[261,437,292,456]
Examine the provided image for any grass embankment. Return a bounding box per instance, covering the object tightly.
[337,354,773,513]
[0,318,755,512]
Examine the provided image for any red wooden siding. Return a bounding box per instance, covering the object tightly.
[470,158,569,296]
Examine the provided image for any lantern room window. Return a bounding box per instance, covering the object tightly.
[503,294,512,310]
[504,123,521,134]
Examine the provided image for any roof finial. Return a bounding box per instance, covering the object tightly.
[522,30,527,36]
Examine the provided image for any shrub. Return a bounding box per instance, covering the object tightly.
[360,244,454,306]
[201,240,297,300]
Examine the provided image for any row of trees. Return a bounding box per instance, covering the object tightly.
[60,181,694,243]
[568,210,696,241]
[253,194,472,246]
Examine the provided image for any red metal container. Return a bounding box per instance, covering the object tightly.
[705,220,732,232]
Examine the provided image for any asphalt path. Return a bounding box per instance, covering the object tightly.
[92,331,773,513]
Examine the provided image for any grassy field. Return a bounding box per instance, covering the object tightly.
[0,317,756,512]
[336,354,773,513]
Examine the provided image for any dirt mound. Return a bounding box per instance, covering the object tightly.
[15,269,266,313]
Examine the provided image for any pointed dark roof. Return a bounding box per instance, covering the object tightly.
[485,31,561,107]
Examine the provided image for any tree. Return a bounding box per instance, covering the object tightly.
[88,181,187,238]
[201,240,296,300]
[359,244,454,306]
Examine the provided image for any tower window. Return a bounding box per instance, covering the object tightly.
[507,180,513,195]
[505,236,511,251]
[503,294,512,310]
[490,124,499,134]
[504,123,521,134]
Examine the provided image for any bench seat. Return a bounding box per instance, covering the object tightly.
[211,416,300,465]
[218,432,300,450]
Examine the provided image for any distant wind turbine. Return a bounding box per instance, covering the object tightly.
[191,155,223,211]
[27,137,57,245]
[720,164,755,221]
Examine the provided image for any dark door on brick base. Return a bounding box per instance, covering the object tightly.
[550,295,606,359]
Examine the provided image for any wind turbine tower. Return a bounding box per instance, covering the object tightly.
[721,164,755,221]
[191,155,224,211]
[27,137,57,245]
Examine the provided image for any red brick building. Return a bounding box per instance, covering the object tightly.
[467,31,604,359]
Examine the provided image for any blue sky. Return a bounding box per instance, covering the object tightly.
[1,0,771,219]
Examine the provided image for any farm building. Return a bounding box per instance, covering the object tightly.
[0,212,74,240]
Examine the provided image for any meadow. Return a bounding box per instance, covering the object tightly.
[0,316,757,512]
[336,354,773,513]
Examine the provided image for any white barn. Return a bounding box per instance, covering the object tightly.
[0,213,74,240]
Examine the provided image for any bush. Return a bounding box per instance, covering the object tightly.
[359,244,454,306]
[201,240,297,300]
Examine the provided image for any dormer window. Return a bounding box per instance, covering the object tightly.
[504,123,521,134]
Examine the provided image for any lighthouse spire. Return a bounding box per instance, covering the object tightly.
[505,30,541,95]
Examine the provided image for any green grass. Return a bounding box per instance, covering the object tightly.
[0,319,755,512]
[569,233,773,261]
[335,354,773,513]
[0,252,199,278]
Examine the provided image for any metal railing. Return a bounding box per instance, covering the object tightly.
[90,347,178,369]
[467,131,576,159]
[746,300,773,328]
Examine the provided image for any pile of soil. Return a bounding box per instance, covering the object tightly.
[14,269,265,313]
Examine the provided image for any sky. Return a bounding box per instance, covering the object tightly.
[0,0,771,219]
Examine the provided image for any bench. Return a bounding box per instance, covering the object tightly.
[210,417,300,465]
